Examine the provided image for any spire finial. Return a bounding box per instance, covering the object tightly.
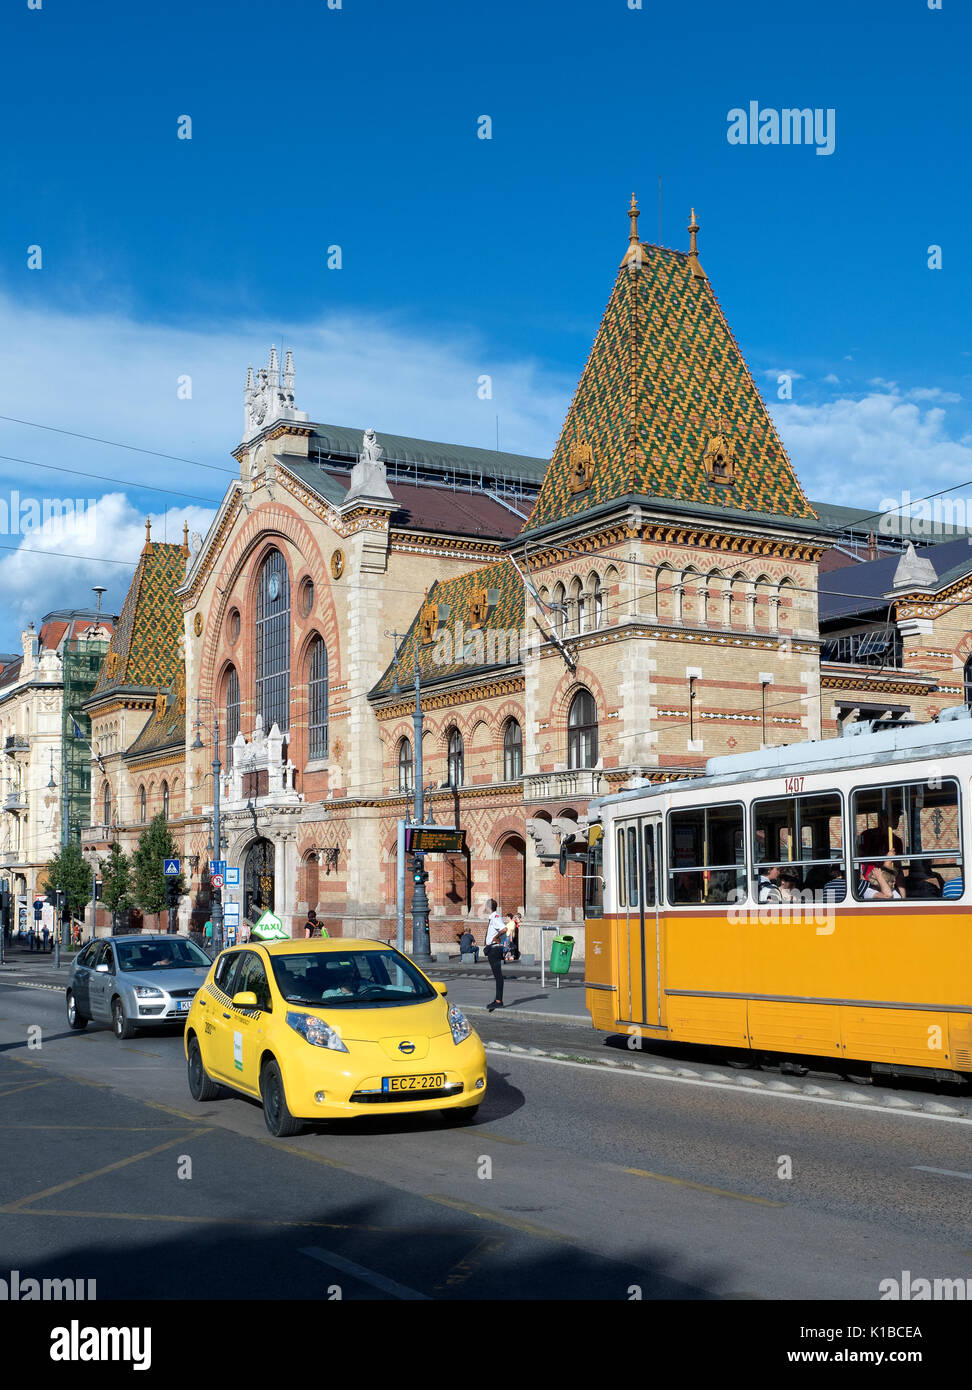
[687,207,705,279]
[143,516,154,553]
[628,192,640,244]
[182,520,190,557]
[621,192,644,268]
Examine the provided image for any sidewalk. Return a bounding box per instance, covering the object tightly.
[0,942,592,1026]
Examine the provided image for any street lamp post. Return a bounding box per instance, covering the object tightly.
[192,700,223,956]
[389,630,432,963]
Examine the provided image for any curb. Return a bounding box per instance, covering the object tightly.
[464,1004,590,1027]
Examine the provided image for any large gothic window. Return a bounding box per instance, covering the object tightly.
[162,781,170,820]
[568,689,598,769]
[103,782,111,825]
[139,785,146,823]
[503,719,523,781]
[308,637,329,759]
[255,550,290,734]
[225,666,240,745]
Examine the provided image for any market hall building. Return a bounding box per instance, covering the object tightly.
[80,204,972,957]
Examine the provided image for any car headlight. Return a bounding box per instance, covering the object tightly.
[448,1005,471,1044]
[286,1011,348,1052]
[134,986,164,998]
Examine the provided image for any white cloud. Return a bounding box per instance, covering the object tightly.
[770,392,972,510]
[0,292,574,645]
[822,373,840,385]
[905,386,962,403]
[0,494,214,641]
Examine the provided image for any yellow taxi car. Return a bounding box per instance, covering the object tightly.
[184,938,487,1135]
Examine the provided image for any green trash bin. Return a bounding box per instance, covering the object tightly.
[549,934,575,975]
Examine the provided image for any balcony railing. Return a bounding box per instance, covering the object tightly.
[820,631,903,668]
[3,736,29,754]
[523,768,605,803]
[0,850,20,866]
[3,792,27,811]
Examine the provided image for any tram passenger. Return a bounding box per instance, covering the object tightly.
[821,862,847,903]
[905,859,943,898]
[757,864,784,903]
[860,862,904,900]
[942,873,964,900]
[779,867,803,901]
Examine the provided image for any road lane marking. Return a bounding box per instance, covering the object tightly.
[912,1165,972,1181]
[0,1131,207,1212]
[427,1194,577,1245]
[433,1235,505,1293]
[623,1167,784,1208]
[301,1245,429,1300]
[144,1099,205,1122]
[3,1124,190,1131]
[485,1048,972,1126]
[0,1080,51,1099]
[11,1208,471,1236]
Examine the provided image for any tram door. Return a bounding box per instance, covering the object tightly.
[615,816,661,1027]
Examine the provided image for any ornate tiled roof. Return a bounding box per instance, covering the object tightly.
[126,684,186,761]
[91,534,187,699]
[371,558,524,697]
[524,207,817,533]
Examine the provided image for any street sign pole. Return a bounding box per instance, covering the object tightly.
[396,819,406,953]
[410,664,432,963]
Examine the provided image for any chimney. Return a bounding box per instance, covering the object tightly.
[867,531,878,561]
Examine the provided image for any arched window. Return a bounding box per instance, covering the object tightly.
[308,637,329,759]
[255,548,290,734]
[225,666,240,745]
[162,781,169,820]
[503,719,523,781]
[590,573,603,628]
[139,785,146,823]
[553,583,567,640]
[397,738,413,793]
[567,690,598,769]
[571,577,586,635]
[103,782,111,826]
[447,729,464,787]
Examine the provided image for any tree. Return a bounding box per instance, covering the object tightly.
[99,842,133,929]
[42,841,92,920]
[132,813,186,929]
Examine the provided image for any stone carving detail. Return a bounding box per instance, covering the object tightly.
[703,427,735,484]
[243,347,309,440]
[222,715,302,810]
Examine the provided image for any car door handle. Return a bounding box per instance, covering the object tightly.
[222,1012,230,1019]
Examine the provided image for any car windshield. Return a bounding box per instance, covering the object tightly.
[270,949,437,1007]
[115,939,211,972]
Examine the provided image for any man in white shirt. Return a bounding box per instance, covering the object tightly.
[484,900,507,1011]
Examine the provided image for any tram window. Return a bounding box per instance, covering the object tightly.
[616,828,626,907]
[643,823,656,907]
[851,779,962,902]
[627,826,640,909]
[752,792,844,902]
[667,803,745,905]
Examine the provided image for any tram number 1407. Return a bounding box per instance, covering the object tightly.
[784,775,805,794]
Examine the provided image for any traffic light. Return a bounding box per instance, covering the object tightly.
[412,866,429,885]
[94,880,103,901]
[165,879,181,909]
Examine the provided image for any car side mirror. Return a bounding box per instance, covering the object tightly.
[232,991,258,1008]
[434,982,447,996]
[96,963,109,973]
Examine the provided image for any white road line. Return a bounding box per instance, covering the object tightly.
[485,1047,972,1126]
[300,1245,429,1300]
[912,1165,972,1180]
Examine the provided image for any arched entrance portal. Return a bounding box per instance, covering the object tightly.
[244,838,275,922]
[498,835,526,914]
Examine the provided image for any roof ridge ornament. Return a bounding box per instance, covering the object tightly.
[687,207,706,279]
[621,192,644,268]
[243,345,309,441]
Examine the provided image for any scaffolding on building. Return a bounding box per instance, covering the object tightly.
[61,636,109,844]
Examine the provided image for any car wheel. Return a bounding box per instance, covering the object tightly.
[187,1035,221,1102]
[260,1058,304,1137]
[66,991,88,1030]
[442,1104,480,1125]
[111,998,136,1040]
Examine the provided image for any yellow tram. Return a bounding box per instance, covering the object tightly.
[583,710,972,1080]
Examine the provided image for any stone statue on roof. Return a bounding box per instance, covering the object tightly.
[343,428,394,505]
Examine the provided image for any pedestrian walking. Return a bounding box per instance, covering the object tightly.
[484,899,507,1012]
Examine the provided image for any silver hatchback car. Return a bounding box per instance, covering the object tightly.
[66,934,213,1039]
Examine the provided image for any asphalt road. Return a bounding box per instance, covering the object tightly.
[1,978,970,1302]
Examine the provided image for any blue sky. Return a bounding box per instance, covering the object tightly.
[0,0,969,645]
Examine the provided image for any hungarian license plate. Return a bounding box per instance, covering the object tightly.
[177,1000,192,1013]
[382,1073,445,1092]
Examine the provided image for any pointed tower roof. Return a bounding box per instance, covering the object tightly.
[89,542,188,699]
[524,202,817,534]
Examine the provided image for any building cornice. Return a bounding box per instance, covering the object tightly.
[374,675,525,719]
